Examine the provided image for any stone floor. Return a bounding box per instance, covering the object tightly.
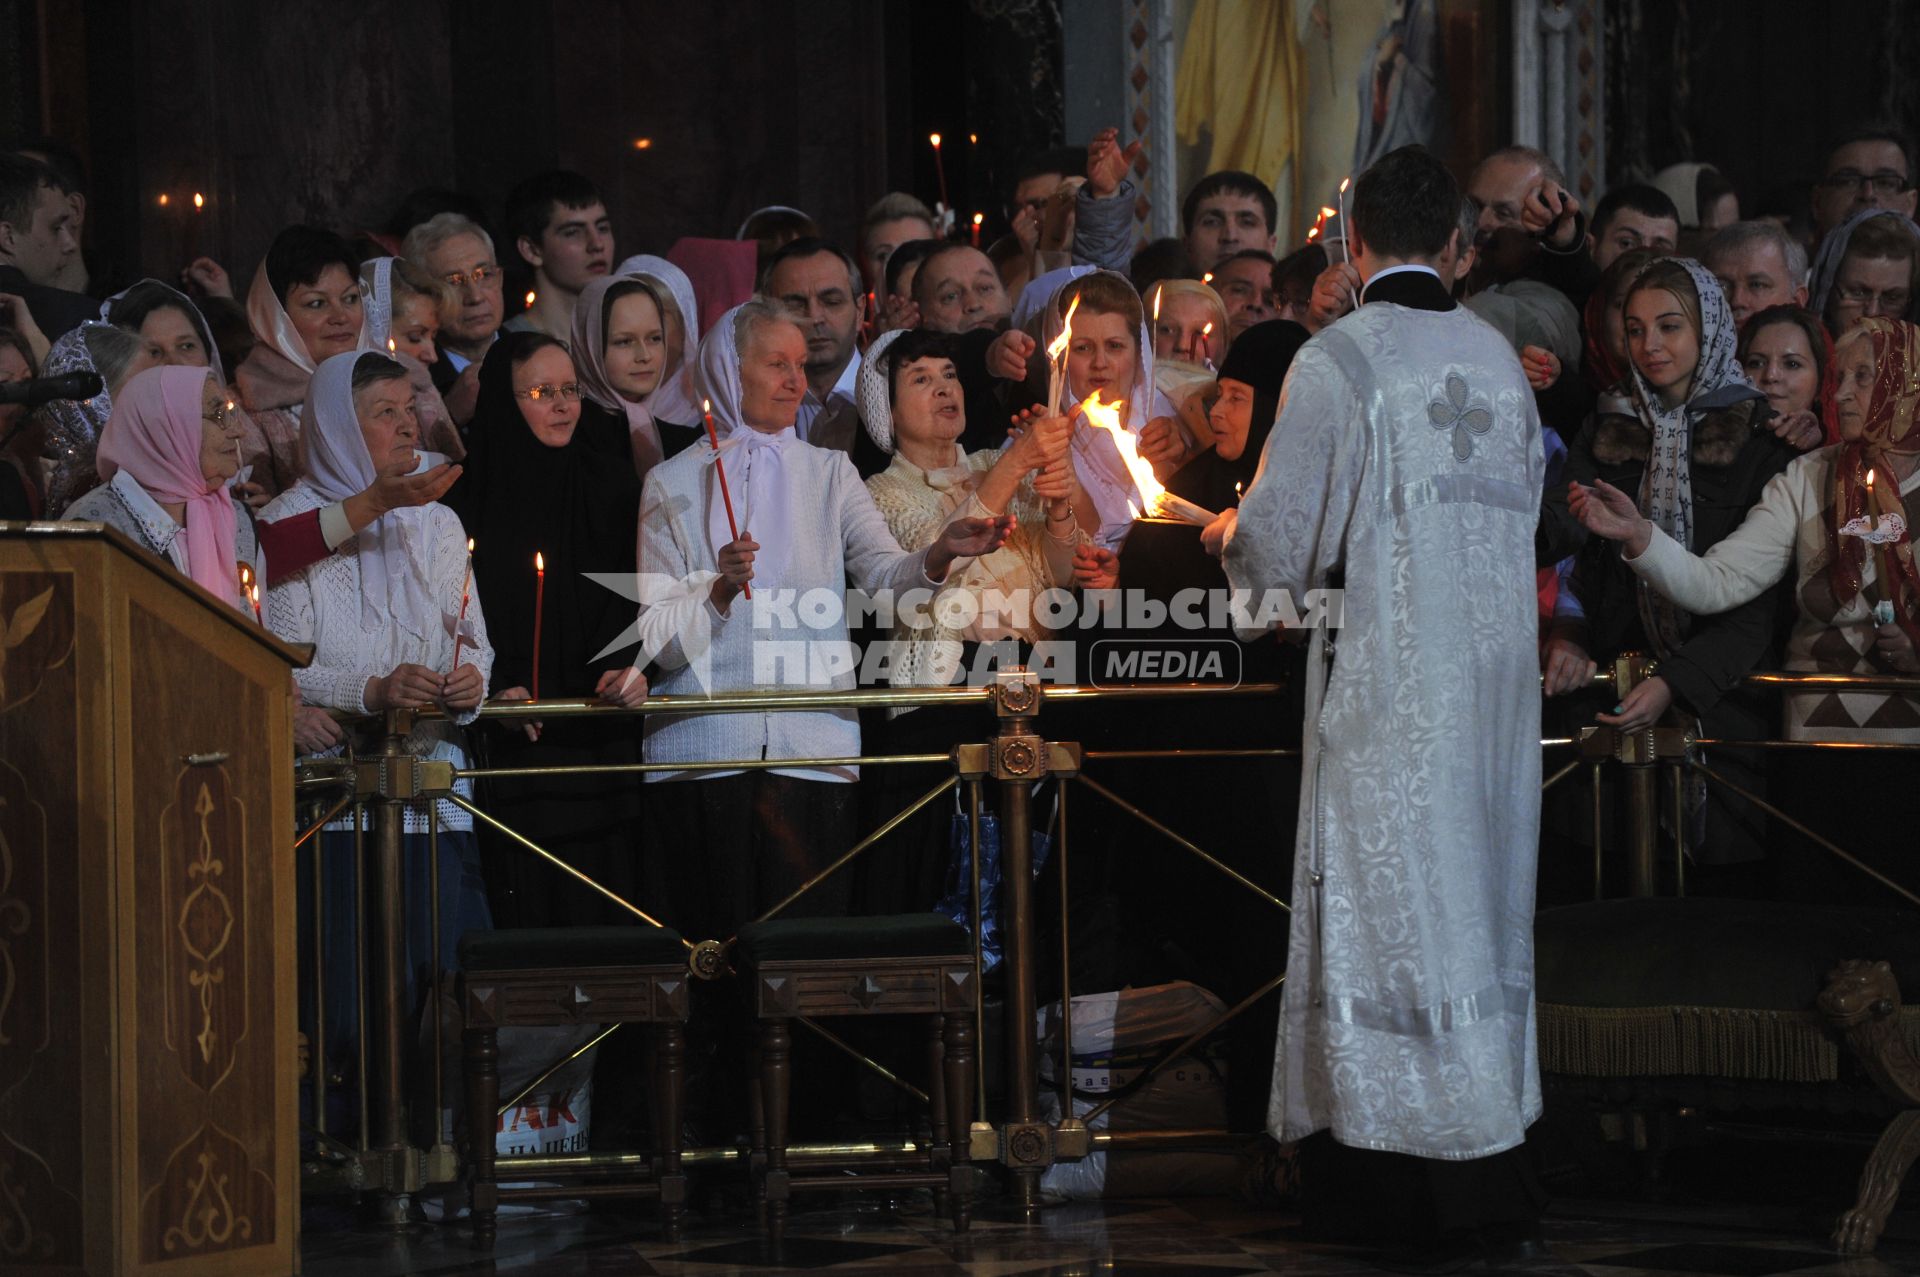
[300,1192,1920,1276]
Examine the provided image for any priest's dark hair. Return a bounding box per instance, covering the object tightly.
[263,224,360,304]
[1350,146,1461,261]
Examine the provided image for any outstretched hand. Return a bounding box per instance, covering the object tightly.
[1568,479,1651,555]
[1085,127,1141,199]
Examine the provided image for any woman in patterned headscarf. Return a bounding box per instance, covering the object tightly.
[1571,317,1920,901]
[1541,257,1799,889]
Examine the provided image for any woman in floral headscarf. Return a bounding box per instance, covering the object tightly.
[1572,316,1920,901]
[1541,257,1798,886]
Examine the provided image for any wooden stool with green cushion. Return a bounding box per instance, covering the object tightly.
[461,925,691,1246]
[733,913,977,1242]
[1535,898,1920,1254]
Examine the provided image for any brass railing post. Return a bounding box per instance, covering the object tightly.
[991,670,1047,1207]
[365,708,418,1221]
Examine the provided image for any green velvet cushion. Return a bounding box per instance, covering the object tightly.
[460,925,687,971]
[735,913,971,966]
[1535,898,1920,1011]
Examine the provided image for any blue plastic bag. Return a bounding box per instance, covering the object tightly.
[936,790,1053,973]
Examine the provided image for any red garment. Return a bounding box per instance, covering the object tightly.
[665,238,757,339]
[256,507,332,584]
[1581,285,1628,394]
[1825,317,1920,649]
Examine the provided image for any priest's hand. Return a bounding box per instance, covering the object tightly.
[1541,633,1597,696]
[1521,345,1561,391]
[1596,675,1672,733]
[491,685,542,741]
[1873,621,1920,672]
[1200,507,1237,557]
[1568,480,1653,557]
[1520,178,1583,251]
[1085,127,1140,200]
[595,667,649,707]
[711,533,758,611]
[988,328,1037,382]
[1770,408,1824,452]
[439,663,484,713]
[928,514,1015,579]
[1073,543,1119,590]
[1307,262,1360,332]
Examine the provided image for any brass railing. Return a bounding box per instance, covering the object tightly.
[293,664,1919,1216]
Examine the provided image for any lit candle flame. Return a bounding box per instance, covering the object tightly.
[158,193,170,207]
[929,132,942,149]
[1306,226,1320,241]
[632,137,652,150]
[466,537,475,554]
[1868,468,1877,493]
[525,290,537,308]
[535,551,545,573]
[1201,322,1214,339]
[1339,177,1350,195]
[1203,272,1213,285]
[969,133,978,144]
[1079,391,1159,519]
[192,192,204,210]
[972,212,984,227]
[1321,205,1339,222]
[703,398,712,415]
[1046,293,1082,366]
[387,337,397,356]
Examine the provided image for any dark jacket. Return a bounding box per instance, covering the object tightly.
[0,264,97,341]
[1542,394,1795,718]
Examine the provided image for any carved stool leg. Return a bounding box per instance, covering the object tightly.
[748,1029,767,1228]
[1835,1109,1920,1255]
[656,1021,688,1242]
[464,1024,500,1249]
[760,1017,792,1244]
[926,1012,950,1218]
[943,1008,975,1232]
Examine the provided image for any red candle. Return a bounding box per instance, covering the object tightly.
[531,551,545,700]
[971,212,983,248]
[703,398,750,600]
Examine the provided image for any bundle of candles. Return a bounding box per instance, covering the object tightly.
[1840,468,1907,625]
[1077,391,1217,526]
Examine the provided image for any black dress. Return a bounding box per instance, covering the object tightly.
[447,341,648,930]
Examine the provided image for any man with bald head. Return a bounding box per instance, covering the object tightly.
[1466,144,1598,309]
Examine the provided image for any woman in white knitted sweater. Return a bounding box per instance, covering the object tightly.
[860,326,1092,692]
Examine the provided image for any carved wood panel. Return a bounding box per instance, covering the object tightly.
[130,600,278,1266]
[0,570,80,1269]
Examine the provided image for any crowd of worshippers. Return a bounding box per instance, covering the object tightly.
[2,122,1918,975]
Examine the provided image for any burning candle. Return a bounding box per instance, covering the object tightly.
[238,562,260,622]
[1079,390,1217,525]
[524,289,537,311]
[1868,469,1899,609]
[450,537,475,672]
[929,133,950,217]
[1199,322,1216,372]
[971,212,984,248]
[1336,178,1352,264]
[1152,286,1163,323]
[703,398,750,599]
[531,551,545,700]
[387,336,397,358]
[1046,293,1082,417]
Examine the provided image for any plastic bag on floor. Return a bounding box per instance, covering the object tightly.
[935,788,1054,973]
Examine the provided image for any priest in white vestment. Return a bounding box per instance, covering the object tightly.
[1212,145,1548,1249]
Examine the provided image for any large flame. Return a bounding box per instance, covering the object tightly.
[1046,292,1082,366]
[1079,390,1160,519]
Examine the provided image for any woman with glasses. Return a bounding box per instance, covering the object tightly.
[1809,208,1920,336]
[445,330,650,931]
[61,364,259,605]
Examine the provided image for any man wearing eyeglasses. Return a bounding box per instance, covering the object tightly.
[402,211,507,428]
[1811,126,1918,242]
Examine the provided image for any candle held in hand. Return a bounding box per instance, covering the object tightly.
[702,398,750,599]
[450,537,474,672]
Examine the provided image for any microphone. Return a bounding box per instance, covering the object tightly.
[0,371,106,407]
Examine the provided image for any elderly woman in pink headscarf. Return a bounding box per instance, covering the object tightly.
[61,364,258,608]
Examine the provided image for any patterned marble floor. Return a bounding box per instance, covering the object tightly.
[300,1193,1920,1276]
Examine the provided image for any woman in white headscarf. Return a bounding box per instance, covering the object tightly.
[633,299,1011,943]
[613,253,702,427]
[261,348,494,1094]
[572,272,703,480]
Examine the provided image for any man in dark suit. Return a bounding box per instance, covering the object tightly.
[0,153,96,341]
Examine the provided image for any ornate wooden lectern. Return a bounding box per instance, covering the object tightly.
[0,523,305,1276]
